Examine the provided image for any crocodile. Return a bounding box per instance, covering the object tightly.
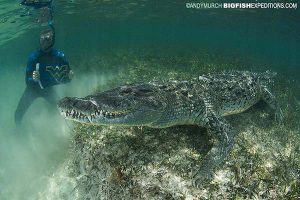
[58,70,283,185]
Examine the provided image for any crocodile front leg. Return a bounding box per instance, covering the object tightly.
[261,86,283,124]
[194,110,235,187]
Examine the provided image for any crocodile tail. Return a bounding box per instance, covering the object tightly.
[259,70,277,85]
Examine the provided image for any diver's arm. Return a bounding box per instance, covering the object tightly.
[59,52,73,83]
[25,52,41,85]
[64,62,74,83]
[68,69,74,81]
[25,58,36,84]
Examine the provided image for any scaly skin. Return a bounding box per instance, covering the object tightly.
[58,70,283,185]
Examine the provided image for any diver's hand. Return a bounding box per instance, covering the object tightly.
[68,70,74,80]
[32,70,40,81]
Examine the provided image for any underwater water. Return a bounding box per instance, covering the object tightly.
[0,1,299,199]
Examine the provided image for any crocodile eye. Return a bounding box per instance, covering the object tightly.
[138,88,153,93]
[120,87,132,95]
[134,88,154,96]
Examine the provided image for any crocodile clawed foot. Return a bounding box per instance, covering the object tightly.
[192,170,214,188]
[275,108,284,125]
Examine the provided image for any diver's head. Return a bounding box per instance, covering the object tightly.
[40,26,55,52]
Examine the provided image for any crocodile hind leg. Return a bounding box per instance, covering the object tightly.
[261,86,283,124]
[194,111,235,187]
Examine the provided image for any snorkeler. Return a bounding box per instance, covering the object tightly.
[14,25,74,126]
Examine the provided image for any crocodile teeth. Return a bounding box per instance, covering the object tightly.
[64,109,126,119]
[87,116,92,122]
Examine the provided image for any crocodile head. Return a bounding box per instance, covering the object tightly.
[58,83,166,126]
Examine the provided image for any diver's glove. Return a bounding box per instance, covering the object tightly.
[32,70,40,81]
[68,70,74,80]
